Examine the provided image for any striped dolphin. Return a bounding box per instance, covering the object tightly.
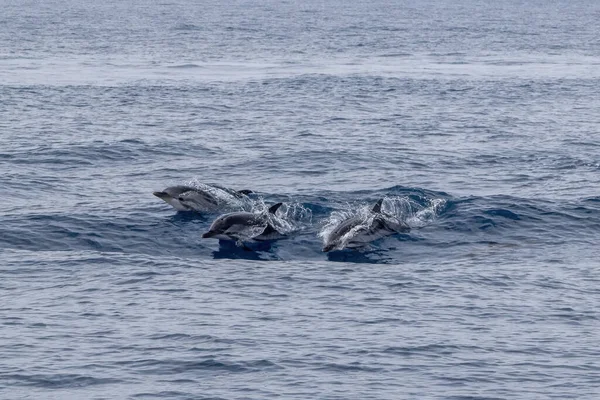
[322,199,410,252]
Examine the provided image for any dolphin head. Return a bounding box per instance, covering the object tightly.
[202,228,230,240]
[201,230,218,238]
[153,191,171,200]
[154,186,195,200]
[153,186,196,211]
[322,243,337,252]
[202,214,229,238]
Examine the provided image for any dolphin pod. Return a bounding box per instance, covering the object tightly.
[153,183,411,251]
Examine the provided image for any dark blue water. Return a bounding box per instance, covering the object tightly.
[2,1,600,398]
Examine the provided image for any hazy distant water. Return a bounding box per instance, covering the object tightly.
[1,1,600,399]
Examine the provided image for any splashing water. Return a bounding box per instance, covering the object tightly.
[382,196,447,228]
[253,199,313,236]
[319,196,447,250]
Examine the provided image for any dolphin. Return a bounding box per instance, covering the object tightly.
[202,203,285,243]
[153,184,253,212]
[322,199,410,252]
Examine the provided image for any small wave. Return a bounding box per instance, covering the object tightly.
[167,63,203,69]
[132,392,195,399]
[3,140,215,166]
[483,208,521,220]
[378,52,412,57]
[146,333,216,342]
[119,358,280,375]
[316,362,384,373]
[172,23,202,31]
[3,373,121,388]
[582,196,600,203]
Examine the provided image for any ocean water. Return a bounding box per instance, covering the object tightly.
[2,0,600,398]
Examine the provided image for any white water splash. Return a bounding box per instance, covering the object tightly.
[252,199,313,235]
[382,196,446,228]
[319,196,446,249]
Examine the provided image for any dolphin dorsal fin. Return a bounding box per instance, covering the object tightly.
[372,199,384,213]
[268,202,283,214]
[261,224,277,235]
[237,189,253,195]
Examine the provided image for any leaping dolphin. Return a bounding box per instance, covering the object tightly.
[202,203,285,244]
[322,199,410,252]
[153,184,253,212]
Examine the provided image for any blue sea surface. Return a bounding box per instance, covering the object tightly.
[1,0,600,399]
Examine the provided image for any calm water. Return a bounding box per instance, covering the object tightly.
[2,1,600,399]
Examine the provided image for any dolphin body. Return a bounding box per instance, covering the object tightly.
[322,199,410,252]
[202,203,285,243]
[153,184,253,212]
